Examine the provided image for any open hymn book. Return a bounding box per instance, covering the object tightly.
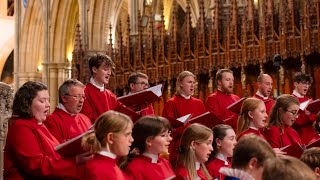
[117,84,163,109]
[279,142,305,158]
[299,99,320,113]
[55,129,94,157]
[226,97,246,115]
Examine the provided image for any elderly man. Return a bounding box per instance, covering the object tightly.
[45,79,92,143]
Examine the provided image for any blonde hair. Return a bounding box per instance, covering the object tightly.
[175,71,195,96]
[82,110,132,153]
[177,123,212,180]
[237,98,264,136]
[263,156,317,180]
[268,94,299,130]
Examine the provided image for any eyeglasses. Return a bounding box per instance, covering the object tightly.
[65,94,86,100]
[135,82,150,87]
[300,82,311,86]
[284,109,299,117]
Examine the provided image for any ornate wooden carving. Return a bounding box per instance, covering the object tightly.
[71,0,320,111]
[0,82,13,178]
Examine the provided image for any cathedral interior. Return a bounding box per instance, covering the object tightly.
[0,0,320,115]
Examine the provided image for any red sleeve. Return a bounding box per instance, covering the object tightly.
[205,95,224,121]
[81,88,96,122]
[8,125,78,178]
[162,100,181,128]
[264,126,281,148]
[44,115,64,143]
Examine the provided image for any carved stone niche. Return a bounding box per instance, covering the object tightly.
[0,82,14,178]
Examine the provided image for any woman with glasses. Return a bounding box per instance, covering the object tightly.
[264,94,302,148]
[45,79,92,146]
[125,116,175,180]
[291,72,317,144]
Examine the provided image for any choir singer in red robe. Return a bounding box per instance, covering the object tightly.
[162,71,206,167]
[127,72,155,116]
[45,79,92,144]
[205,69,240,130]
[253,74,275,116]
[125,116,175,179]
[4,81,84,180]
[264,94,302,149]
[81,54,120,123]
[291,72,317,144]
[82,111,133,180]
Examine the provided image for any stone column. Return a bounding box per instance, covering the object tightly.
[0,0,7,16]
[14,0,21,91]
[80,0,87,50]
[129,0,138,35]
[43,0,50,85]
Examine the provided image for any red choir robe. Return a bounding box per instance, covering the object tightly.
[205,90,240,130]
[264,125,302,148]
[292,93,317,144]
[125,154,175,180]
[81,82,120,123]
[139,104,155,116]
[83,153,129,180]
[45,107,92,143]
[174,165,208,180]
[162,95,206,167]
[206,156,231,180]
[4,118,79,180]
[237,127,265,141]
[253,94,275,116]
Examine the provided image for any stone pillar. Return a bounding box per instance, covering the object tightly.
[43,0,50,85]
[129,0,138,35]
[48,62,69,111]
[14,0,21,91]
[0,82,13,179]
[80,0,87,50]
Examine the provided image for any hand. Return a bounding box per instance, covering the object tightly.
[76,152,93,165]
[273,148,287,157]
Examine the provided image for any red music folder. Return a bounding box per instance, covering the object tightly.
[188,111,225,129]
[166,114,192,128]
[305,136,320,149]
[226,97,246,115]
[117,84,162,109]
[280,142,305,158]
[114,104,141,123]
[55,129,94,157]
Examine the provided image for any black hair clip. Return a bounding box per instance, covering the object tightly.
[177,145,185,154]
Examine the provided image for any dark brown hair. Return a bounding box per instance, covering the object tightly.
[12,81,48,119]
[293,72,313,84]
[88,54,115,75]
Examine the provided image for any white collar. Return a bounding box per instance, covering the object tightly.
[195,162,200,170]
[142,152,158,163]
[90,77,105,92]
[256,91,269,100]
[180,93,191,99]
[293,90,304,98]
[56,103,76,116]
[194,162,201,180]
[98,150,117,159]
[216,153,229,165]
[249,126,259,131]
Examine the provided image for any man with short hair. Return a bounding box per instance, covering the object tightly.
[205,69,240,130]
[80,54,120,122]
[45,79,92,143]
[127,72,155,116]
[292,72,316,144]
[253,74,275,116]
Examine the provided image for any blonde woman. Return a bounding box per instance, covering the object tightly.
[82,110,134,180]
[175,123,213,180]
